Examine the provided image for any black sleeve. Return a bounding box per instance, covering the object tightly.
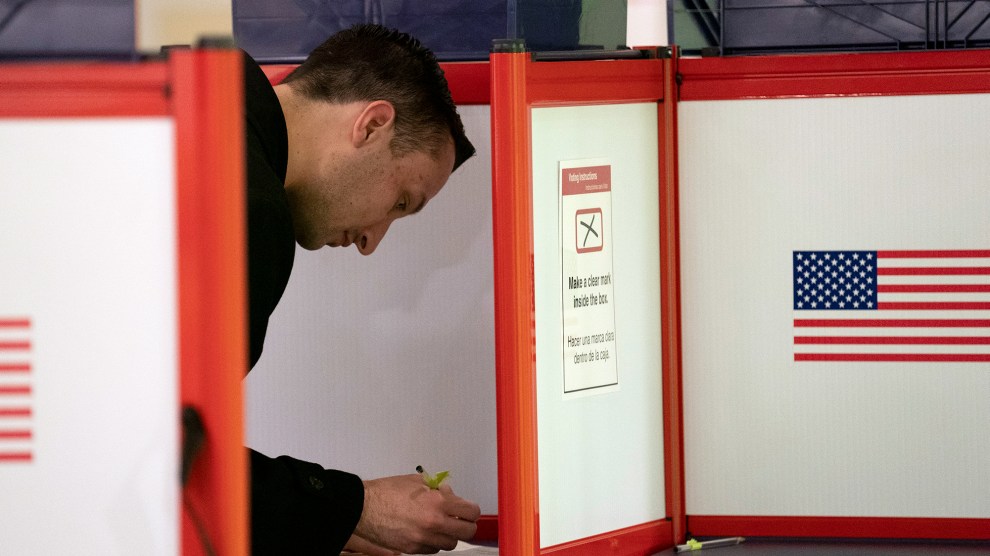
[250,448,365,555]
[246,159,296,371]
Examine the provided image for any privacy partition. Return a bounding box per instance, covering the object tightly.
[675,49,990,540]
[490,44,683,555]
[0,48,247,555]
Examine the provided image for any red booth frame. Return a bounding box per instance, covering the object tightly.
[0,49,249,556]
[487,51,683,556]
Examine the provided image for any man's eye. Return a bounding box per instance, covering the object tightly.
[395,198,408,212]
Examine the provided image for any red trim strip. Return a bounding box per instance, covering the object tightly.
[0,430,31,439]
[490,50,540,556]
[0,63,169,116]
[261,64,295,85]
[796,353,990,362]
[0,452,32,462]
[472,515,498,542]
[442,61,491,105]
[679,49,990,101]
[527,57,663,105]
[542,520,673,555]
[687,515,990,540]
[0,319,30,328]
[0,408,31,417]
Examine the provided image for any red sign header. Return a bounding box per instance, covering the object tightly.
[562,165,611,196]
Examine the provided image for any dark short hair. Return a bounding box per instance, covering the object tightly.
[282,24,475,172]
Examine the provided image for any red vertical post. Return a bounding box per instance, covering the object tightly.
[490,45,540,556]
[171,47,249,556]
[659,48,687,545]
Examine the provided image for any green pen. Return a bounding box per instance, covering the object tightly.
[416,465,450,489]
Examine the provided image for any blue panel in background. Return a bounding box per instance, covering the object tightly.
[233,0,506,62]
[233,0,628,63]
[671,0,990,56]
[0,0,135,59]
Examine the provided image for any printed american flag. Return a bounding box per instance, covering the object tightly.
[0,317,32,462]
[793,250,990,362]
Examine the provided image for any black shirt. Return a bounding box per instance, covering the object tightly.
[243,52,364,555]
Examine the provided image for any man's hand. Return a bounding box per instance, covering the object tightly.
[343,533,399,556]
[353,474,481,554]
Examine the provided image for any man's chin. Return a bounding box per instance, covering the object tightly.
[295,237,327,251]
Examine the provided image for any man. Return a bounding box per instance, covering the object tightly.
[243,24,481,555]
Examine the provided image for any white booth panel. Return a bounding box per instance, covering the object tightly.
[678,94,990,517]
[0,119,178,554]
[531,103,665,547]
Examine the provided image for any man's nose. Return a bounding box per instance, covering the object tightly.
[356,220,392,256]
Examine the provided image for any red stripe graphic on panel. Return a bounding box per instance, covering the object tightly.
[792,251,990,362]
[0,318,32,463]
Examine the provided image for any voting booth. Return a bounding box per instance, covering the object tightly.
[489,44,682,554]
[673,49,990,540]
[6,16,988,555]
[0,48,247,554]
[486,44,990,553]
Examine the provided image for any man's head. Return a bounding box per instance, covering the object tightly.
[274,24,475,255]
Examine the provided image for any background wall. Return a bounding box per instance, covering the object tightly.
[136,0,232,52]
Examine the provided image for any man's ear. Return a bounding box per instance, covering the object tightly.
[351,100,395,148]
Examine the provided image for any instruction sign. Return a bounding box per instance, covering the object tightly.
[560,159,618,393]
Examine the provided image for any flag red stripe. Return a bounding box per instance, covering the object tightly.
[795,319,990,327]
[795,353,990,362]
[0,319,30,328]
[0,430,31,439]
[0,341,30,350]
[877,250,990,258]
[795,336,990,345]
[877,267,990,275]
[0,386,30,395]
[0,408,31,417]
[0,363,30,372]
[878,302,990,310]
[0,452,32,462]
[877,284,990,293]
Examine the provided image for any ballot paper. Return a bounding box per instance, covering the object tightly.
[432,542,498,555]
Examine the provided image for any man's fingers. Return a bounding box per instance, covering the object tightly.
[441,496,482,522]
[416,532,460,554]
[443,514,478,540]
